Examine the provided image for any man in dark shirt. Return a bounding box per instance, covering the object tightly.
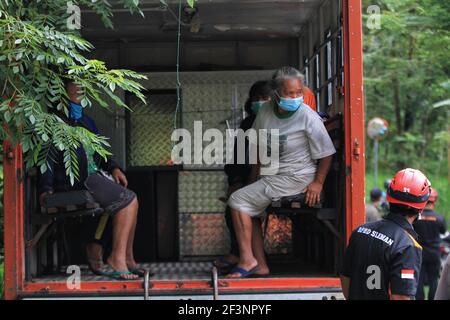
[414,188,447,300]
[38,80,142,280]
[340,168,431,300]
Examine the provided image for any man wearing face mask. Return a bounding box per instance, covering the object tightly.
[226,66,336,278]
[38,79,145,280]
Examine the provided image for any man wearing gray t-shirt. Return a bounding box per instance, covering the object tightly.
[227,66,336,278]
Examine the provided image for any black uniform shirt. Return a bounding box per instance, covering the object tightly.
[341,213,423,300]
[413,209,447,251]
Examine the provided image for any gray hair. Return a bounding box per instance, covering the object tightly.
[271,66,305,93]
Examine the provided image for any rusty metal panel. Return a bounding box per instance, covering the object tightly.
[179,213,230,257]
[178,171,227,213]
[264,215,293,255]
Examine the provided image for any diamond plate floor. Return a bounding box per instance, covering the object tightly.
[31,261,334,283]
[32,262,214,282]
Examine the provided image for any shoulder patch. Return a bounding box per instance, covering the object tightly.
[405,231,422,250]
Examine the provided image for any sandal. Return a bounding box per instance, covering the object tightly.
[226,265,260,279]
[97,265,139,281]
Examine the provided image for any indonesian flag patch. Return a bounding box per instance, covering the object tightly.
[401,269,415,279]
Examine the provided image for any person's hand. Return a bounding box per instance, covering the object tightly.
[303,180,323,207]
[112,168,128,188]
[39,191,53,207]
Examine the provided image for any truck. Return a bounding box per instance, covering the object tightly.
[3,0,365,300]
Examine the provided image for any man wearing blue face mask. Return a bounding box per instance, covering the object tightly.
[227,66,336,278]
[38,79,145,280]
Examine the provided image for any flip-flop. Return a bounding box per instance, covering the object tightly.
[226,265,260,279]
[97,265,139,281]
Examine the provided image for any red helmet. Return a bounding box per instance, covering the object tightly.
[428,188,439,203]
[386,168,431,210]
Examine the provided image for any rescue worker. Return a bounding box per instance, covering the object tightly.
[414,188,447,300]
[365,188,383,223]
[340,168,431,300]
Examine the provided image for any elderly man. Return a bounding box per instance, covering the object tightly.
[38,80,143,280]
[227,66,336,278]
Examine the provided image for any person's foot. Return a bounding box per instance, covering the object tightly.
[86,243,104,274]
[105,257,139,280]
[253,266,270,276]
[213,254,239,269]
[126,259,149,277]
[227,258,259,278]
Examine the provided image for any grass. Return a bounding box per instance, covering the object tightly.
[366,169,450,222]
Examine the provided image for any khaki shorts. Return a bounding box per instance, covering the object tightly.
[228,174,315,217]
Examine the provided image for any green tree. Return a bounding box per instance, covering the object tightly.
[362,0,450,177]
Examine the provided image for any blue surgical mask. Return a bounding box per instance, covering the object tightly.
[69,101,83,120]
[276,92,303,112]
[251,100,267,114]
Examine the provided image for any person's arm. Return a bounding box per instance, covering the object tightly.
[85,116,127,187]
[304,112,336,207]
[389,243,422,300]
[304,155,332,207]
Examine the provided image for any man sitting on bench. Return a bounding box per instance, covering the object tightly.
[38,79,142,280]
[227,66,336,278]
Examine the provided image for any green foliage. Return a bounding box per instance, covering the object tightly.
[363,0,450,176]
[0,0,149,185]
[0,143,3,260]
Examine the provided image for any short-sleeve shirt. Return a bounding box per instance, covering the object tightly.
[251,101,336,176]
[340,213,423,300]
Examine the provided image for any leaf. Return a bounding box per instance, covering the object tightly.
[4,111,11,122]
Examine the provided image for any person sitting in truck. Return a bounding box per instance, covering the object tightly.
[226,66,336,278]
[38,79,143,280]
[215,80,272,275]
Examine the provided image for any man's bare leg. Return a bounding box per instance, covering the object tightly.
[86,242,104,271]
[125,199,139,270]
[106,198,139,280]
[228,209,258,278]
[252,218,269,275]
